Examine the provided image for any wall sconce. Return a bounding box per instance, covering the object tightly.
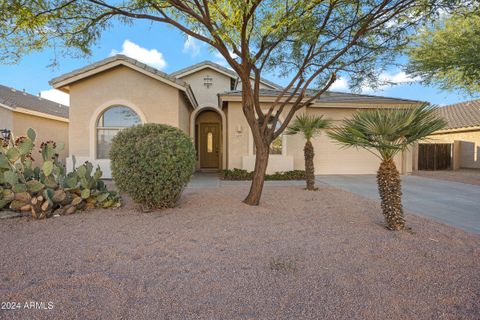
[1,128,11,147]
[1,128,11,141]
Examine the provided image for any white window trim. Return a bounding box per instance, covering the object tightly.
[89,100,147,160]
[247,115,288,157]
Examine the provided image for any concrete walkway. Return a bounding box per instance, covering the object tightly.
[188,172,221,188]
[318,175,480,234]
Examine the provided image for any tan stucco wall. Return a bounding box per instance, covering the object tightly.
[226,102,411,174]
[12,112,69,163]
[180,68,232,106]
[0,106,13,130]
[178,93,192,134]
[227,102,250,169]
[68,65,184,158]
[429,130,480,144]
[429,129,480,169]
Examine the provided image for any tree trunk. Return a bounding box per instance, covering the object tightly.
[376,159,405,230]
[243,145,269,205]
[304,140,316,190]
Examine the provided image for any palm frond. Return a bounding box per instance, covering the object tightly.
[286,114,330,140]
[328,104,447,161]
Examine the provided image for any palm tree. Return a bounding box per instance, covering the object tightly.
[286,114,330,190]
[328,104,446,230]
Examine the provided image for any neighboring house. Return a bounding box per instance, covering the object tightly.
[0,84,69,162]
[427,99,480,170]
[50,55,419,178]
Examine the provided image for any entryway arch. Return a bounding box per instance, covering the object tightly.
[190,105,227,170]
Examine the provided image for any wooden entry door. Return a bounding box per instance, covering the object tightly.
[200,123,220,168]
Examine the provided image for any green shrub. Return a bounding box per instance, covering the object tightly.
[110,123,196,210]
[221,169,306,181]
[221,168,253,180]
[266,170,307,180]
[0,128,120,219]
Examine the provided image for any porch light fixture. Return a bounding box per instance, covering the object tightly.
[203,75,213,88]
[1,128,11,141]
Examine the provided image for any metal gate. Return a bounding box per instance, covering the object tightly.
[418,143,452,170]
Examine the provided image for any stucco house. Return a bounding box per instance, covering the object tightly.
[49,54,418,178]
[0,84,69,162]
[427,99,480,170]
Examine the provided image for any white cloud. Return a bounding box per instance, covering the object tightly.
[326,70,421,93]
[183,35,200,57]
[110,40,167,70]
[40,89,70,106]
[379,71,421,85]
[330,77,349,91]
[361,70,421,93]
[214,50,238,64]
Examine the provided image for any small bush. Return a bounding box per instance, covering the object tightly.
[221,169,306,181]
[110,123,196,210]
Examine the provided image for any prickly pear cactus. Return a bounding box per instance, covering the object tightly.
[0,128,120,219]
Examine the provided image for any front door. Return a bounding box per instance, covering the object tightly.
[200,123,220,168]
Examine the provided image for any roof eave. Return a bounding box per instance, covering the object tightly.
[49,55,198,108]
[433,125,480,134]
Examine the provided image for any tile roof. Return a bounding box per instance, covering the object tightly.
[50,54,191,89]
[220,88,423,104]
[50,55,198,108]
[438,99,480,130]
[170,60,282,89]
[0,84,69,119]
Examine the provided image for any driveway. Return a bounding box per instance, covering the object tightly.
[318,175,480,234]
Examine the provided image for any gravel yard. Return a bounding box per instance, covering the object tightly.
[1,185,479,320]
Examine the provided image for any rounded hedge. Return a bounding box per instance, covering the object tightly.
[110,123,196,210]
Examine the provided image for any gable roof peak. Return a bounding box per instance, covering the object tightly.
[170,60,237,78]
[170,60,282,89]
[50,54,189,88]
[49,54,198,108]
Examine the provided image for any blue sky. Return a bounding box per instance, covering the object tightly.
[0,20,477,107]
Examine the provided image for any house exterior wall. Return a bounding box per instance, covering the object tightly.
[225,102,412,174]
[0,106,13,130]
[178,93,192,134]
[180,68,232,106]
[53,58,418,176]
[12,112,69,163]
[305,107,407,174]
[67,65,185,177]
[429,129,480,169]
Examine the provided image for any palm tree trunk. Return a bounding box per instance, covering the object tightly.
[376,159,405,230]
[304,140,316,190]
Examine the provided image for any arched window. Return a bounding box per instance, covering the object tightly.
[269,121,283,155]
[96,106,141,159]
[254,118,283,155]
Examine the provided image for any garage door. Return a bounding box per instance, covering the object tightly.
[312,135,403,174]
